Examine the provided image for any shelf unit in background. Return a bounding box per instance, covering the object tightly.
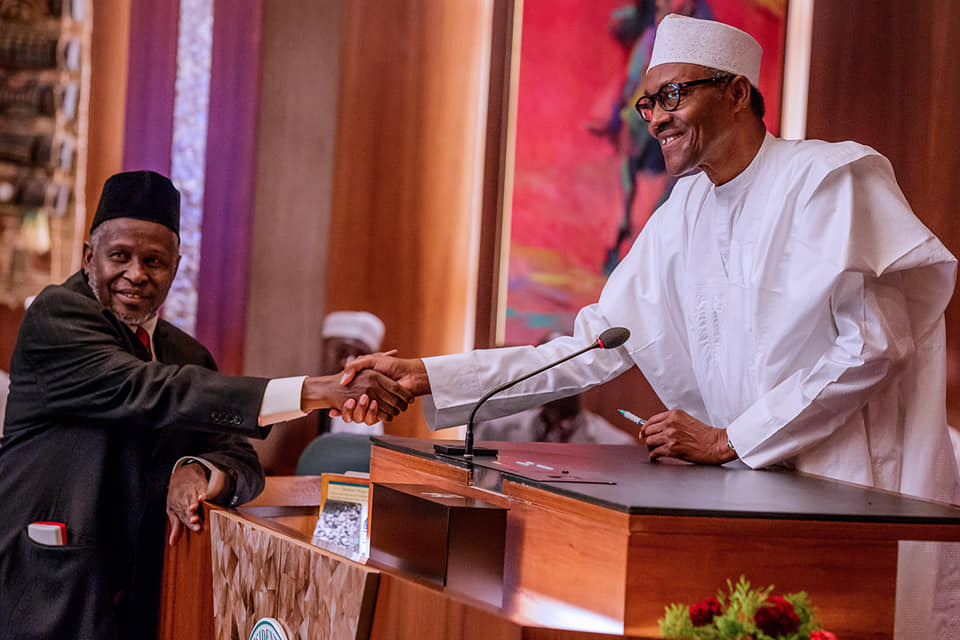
[0,0,89,307]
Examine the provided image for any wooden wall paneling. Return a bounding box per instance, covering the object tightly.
[806,1,960,425]
[474,0,516,350]
[87,0,131,232]
[327,0,493,439]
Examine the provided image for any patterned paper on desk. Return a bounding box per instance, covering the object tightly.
[311,473,370,562]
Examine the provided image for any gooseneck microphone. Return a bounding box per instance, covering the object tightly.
[434,327,631,459]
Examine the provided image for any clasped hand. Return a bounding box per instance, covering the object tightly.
[332,353,430,423]
[304,356,418,424]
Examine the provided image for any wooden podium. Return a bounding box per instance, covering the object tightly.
[160,437,960,639]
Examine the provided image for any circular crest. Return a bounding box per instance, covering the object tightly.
[248,618,289,640]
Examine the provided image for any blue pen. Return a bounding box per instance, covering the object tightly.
[617,409,646,426]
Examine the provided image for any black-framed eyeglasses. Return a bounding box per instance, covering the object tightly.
[635,76,731,122]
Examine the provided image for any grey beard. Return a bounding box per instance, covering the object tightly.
[86,270,158,326]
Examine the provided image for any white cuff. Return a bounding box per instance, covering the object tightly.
[171,456,230,503]
[259,376,309,426]
[171,455,217,478]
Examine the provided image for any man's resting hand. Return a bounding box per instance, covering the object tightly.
[641,409,738,465]
[166,463,208,546]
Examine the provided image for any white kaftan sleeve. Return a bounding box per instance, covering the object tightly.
[727,156,956,468]
[421,305,635,430]
[729,270,913,466]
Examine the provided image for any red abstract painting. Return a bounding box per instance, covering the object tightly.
[505,0,787,345]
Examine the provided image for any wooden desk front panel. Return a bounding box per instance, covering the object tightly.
[158,512,215,639]
[370,443,946,640]
[499,481,633,622]
[370,572,659,640]
[623,520,897,639]
[208,508,378,639]
[370,573,522,640]
[500,485,901,639]
[371,447,636,622]
[369,445,472,487]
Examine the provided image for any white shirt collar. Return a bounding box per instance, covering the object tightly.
[713,131,774,205]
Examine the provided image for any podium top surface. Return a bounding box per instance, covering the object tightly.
[371,436,960,525]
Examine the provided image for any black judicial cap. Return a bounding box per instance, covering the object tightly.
[90,170,180,237]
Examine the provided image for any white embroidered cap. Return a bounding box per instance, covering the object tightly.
[321,311,385,352]
[648,14,762,87]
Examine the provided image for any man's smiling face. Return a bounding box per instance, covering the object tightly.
[643,62,735,181]
[83,217,180,325]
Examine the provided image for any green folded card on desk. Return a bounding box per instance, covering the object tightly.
[311,473,370,561]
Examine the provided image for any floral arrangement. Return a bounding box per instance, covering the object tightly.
[658,576,837,640]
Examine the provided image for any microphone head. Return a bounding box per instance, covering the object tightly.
[597,327,630,349]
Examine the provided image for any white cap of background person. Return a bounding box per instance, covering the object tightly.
[648,13,763,87]
[321,311,385,352]
[322,310,387,436]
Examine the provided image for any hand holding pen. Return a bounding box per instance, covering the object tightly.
[621,408,737,465]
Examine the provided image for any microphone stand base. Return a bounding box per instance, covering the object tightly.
[433,443,498,457]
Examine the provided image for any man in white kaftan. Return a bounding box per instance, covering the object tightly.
[342,14,960,638]
[419,130,959,500]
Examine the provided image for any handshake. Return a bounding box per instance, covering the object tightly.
[301,353,432,424]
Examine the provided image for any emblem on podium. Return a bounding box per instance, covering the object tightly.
[248,618,289,640]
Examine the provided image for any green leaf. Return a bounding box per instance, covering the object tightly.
[658,603,695,638]
[715,616,745,638]
[659,576,826,640]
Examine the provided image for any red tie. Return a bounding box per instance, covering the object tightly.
[135,326,151,357]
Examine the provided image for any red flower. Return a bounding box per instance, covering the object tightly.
[754,596,800,637]
[689,596,723,626]
[810,632,837,640]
